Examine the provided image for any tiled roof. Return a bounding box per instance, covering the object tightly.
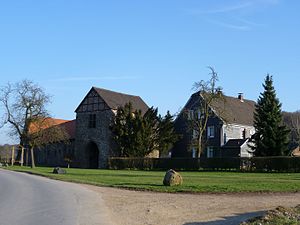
[57,120,76,139]
[191,92,256,126]
[93,87,149,113]
[29,118,76,140]
[222,139,248,148]
[29,118,70,134]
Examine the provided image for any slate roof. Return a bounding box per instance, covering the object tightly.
[190,92,256,126]
[221,139,248,149]
[93,87,149,113]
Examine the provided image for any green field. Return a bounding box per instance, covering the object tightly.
[6,166,300,193]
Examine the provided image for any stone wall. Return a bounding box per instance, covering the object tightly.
[35,141,75,167]
[74,109,117,168]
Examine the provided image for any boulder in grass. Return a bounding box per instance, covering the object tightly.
[163,169,183,186]
[53,167,66,174]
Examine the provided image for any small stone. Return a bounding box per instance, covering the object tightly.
[163,169,183,186]
[53,167,66,174]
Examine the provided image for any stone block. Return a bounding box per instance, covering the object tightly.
[163,169,183,186]
[53,167,67,174]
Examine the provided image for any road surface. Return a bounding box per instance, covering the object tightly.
[0,169,112,225]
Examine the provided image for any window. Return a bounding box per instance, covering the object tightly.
[207,147,214,158]
[242,128,246,139]
[192,147,197,158]
[224,133,227,145]
[187,110,194,120]
[207,126,215,138]
[192,129,199,139]
[197,109,202,119]
[88,114,96,128]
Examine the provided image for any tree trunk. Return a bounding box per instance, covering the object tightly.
[197,135,202,158]
[20,147,24,166]
[25,148,29,166]
[30,147,35,168]
[11,146,15,166]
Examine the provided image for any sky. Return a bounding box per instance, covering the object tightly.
[0,0,300,144]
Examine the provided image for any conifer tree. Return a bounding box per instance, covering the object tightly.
[111,104,178,157]
[250,75,290,156]
[158,111,178,156]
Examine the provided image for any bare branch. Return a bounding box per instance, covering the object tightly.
[187,67,225,158]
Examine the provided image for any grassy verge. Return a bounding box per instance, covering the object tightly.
[5,166,300,193]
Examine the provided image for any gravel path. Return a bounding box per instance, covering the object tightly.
[0,170,113,225]
[86,185,300,225]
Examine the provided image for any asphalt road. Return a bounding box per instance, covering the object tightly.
[0,169,113,225]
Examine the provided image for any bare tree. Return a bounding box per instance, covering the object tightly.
[188,67,224,158]
[283,110,300,151]
[0,80,69,168]
[292,113,300,147]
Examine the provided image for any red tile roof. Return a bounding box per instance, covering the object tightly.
[29,118,76,140]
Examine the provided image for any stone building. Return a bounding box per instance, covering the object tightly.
[35,87,148,168]
[172,92,256,158]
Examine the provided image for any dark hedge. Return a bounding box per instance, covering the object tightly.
[108,157,300,172]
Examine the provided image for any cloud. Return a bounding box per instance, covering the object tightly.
[185,0,280,15]
[48,76,140,82]
[186,1,253,15]
[185,0,279,30]
[208,20,251,31]
[234,17,265,27]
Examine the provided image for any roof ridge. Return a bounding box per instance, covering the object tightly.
[192,91,256,103]
[93,86,140,98]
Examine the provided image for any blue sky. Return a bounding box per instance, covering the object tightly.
[0,0,300,144]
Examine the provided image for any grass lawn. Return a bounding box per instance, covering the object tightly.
[5,166,300,193]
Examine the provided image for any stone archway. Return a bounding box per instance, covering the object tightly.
[86,142,99,169]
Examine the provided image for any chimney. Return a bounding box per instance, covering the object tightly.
[238,93,244,102]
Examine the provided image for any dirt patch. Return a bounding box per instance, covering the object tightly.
[83,185,300,225]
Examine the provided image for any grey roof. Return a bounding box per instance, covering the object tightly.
[212,95,255,126]
[221,139,248,148]
[190,92,256,126]
[93,87,149,113]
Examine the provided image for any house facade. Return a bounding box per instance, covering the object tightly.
[172,92,255,158]
[35,87,148,168]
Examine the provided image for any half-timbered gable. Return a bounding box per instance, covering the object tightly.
[75,88,110,113]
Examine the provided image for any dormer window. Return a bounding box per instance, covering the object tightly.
[88,114,96,128]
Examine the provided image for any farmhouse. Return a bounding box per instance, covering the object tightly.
[172,92,256,158]
[35,87,148,168]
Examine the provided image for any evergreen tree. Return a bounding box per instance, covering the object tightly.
[250,75,290,156]
[142,107,160,154]
[158,111,178,156]
[111,104,178,157]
